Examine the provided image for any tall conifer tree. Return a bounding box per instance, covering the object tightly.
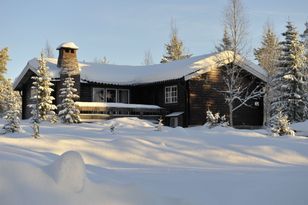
[30,53,57,122]
[271,21,307,122]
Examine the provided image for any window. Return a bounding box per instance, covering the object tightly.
[106,89,116,103]
[30,87,37,99]
[118,89,129,103]
[93,88,105,102]
[165,85,177,104]
[93,88,130,103]
[70,50,74,53]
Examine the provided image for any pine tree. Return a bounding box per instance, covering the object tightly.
[0,47,9,81]
[216,28,232,52]
[58,73,81,123]
[254,25,281,125]
[160,21,191,63]
[2,79,21,133]
[271,21,307,122]
[254,26,280,76]
[30,53,57,122]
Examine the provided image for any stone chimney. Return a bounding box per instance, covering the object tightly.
[56,42,80,104]
[57,42,79,75]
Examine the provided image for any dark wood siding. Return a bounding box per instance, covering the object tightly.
[188,66,264,126]
[188,67,228,125]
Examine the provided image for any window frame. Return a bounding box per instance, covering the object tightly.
[165,85,178,104]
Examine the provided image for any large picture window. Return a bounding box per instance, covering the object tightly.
[165,85,177,104]
[93,88,129,103]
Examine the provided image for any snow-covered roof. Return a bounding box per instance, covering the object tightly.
[165,112,184,117]
[13,51,268,90]
[56,42,79,50]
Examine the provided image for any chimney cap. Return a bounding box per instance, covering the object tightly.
[57,42,79,50]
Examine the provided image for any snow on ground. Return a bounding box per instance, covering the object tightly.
[0,118,308,205]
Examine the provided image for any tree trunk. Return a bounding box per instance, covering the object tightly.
[229,102,234,126]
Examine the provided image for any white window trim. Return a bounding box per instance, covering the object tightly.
[165,85,178,104]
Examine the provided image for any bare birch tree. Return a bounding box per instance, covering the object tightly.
[216,0,264,126]
[94,56,109,64]
[44,41,54,58]
[143,50,154,65]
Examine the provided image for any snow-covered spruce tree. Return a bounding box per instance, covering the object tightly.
[160,20,191,63]
[254,24,281,125]
[271,21,307,122]
[30,53,57,122]
[271,110,295,136]
[57,73,81,123]
[2,79,21,133]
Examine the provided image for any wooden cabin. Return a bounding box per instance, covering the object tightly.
[13,42,267,127]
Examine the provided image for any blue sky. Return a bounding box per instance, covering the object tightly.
[1,0,307,79]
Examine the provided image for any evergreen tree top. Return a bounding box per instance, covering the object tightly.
[160,21,191,63]
[0,47,9,81]
[216,28,232,52]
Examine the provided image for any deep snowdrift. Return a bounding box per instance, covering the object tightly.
[0,118,308,205]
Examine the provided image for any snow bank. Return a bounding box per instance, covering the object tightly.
[46,151,86,192]
[101,117,155,129]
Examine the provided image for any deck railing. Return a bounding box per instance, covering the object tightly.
[75,102,164,121]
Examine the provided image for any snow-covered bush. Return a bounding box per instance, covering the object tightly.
[155,118,163,131]
[271,111,295,136]
[57,74,81,124]
[206,110,229,128]
[110,123,116,133]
